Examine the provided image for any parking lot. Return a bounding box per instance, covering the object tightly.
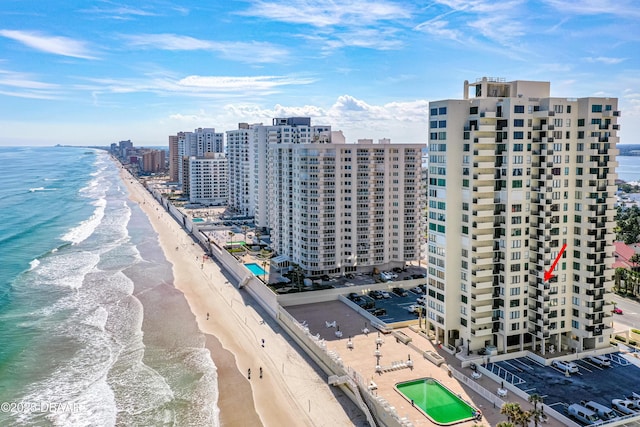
[350,286,427,324]
[487,354,640,422]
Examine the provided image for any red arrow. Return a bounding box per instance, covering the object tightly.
[544,243,567,281]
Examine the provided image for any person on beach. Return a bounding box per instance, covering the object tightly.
[207,312,209,320]
[260,367,263,378]
[261,338,265,347]
[248,368,251,380]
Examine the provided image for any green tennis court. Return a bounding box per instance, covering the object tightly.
[396,378,476,425]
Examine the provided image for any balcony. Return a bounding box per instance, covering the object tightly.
[471,327,493,337]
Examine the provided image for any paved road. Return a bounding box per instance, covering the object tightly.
[611,294,640,330]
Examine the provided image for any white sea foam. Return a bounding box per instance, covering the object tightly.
[28,187,45,192]
[61,197,106,245]
[29,259,40,270]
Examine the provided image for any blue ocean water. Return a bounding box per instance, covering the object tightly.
[617,155,640,183]
[0,147,219,426]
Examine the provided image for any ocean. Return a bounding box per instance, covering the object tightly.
[0,146,219,426]
[617,155,640,183]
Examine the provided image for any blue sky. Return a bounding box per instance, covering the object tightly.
[0,0,638,146]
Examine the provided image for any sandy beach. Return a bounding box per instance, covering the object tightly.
[120,168,362,426]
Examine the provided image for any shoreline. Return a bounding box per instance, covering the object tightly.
[119,167,360,426]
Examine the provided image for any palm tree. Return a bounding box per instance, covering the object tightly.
[228,231,234,245]
[241,225,249,243]
[615,267,627,294]
[515,409,532,427]
[291,263,304,292]
[500,402,522,424]
[529,393,544,427]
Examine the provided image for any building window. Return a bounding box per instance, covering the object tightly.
[439,107,447,115]
[514,131,524,139]
[514,119,524,127]
[514,105,525,113]
[592,104,602,113]
[430,107,438,116]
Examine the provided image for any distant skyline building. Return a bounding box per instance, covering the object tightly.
[141,149,166,174]
[170,128,224,186]
[426,77,619,355]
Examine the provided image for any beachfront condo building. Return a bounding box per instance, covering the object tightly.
[425,77,619,356]
[187,153,229,205]
[226,118,333,229]
[225,117,425,277]
[170,128,224,186]
[226,123,261,218]
[169,135,179,182]
[266,123,424,277]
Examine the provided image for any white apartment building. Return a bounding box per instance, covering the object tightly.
[187,153,229,205]
[426,77,619,356]
[264,122,424,277]
[172,128,224,186]
[226,118,332,229]
[226,123,260,217]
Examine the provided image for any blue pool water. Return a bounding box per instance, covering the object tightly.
[245,263,267,276]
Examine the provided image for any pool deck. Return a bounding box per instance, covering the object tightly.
[287,300,565,427]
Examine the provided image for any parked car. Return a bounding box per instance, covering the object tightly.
[410,286,423,294]
[392,267,403,273]
[626,392,640,406]
[369,290,384,300]
[411,273,427,279]
[613,307,623,314]
[385,271,398,279]
[380,272,392,282]
[552,360,579,373]
[416,296,426,305]
[406,304,423,314]
[612,399,638,415]
[392,287,408,297]
[588,355,611,367]
[345,273,355,279]
[368,307,387,317]
[402,276,412,281]
[380,290,391,299]
[347,292,360,301]
[355,297,375,310]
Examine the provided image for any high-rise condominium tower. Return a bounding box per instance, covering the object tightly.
[426,78,619,355]
[226,117,425,276]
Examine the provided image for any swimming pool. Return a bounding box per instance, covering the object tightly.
[245,263,267,276]
[396,378,476,425]
[192,218,204,223]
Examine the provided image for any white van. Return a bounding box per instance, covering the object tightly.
[587,355,611,367]
[567,404,603,425]
[552,360,579,373]
[582,401,618,422]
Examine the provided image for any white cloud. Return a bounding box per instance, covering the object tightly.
[241,0,411,27]
[0,69,62,99]
[584,56,626,65]
[75,73,316,98]
[168,95,429,144]
[0,30,98,59]
[121,33,290,63]
[414,19,463,42]
[542,0,640,17]
[240,1,411,51]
